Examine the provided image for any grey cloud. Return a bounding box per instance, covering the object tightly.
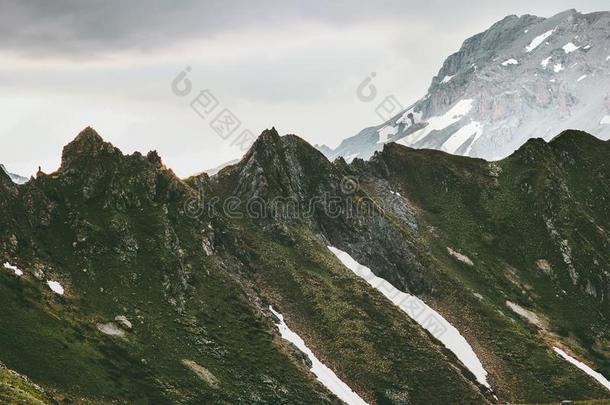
[2,0,606,59]
[0,0,404,57]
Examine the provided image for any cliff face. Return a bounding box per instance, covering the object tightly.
[1,127,609,404]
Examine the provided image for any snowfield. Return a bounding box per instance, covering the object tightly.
[269,305,368,405]
[328,246,491,389]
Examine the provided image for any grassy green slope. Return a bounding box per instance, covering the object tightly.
[0,128,338,404]
[369,131,610,401]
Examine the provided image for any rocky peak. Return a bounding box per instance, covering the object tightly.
[232,128,338,201]
[60,126,121,171]
[323,9,610,164]
[240,127,282,165]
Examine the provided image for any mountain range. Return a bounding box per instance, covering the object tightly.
[322,9,610,162]
[1,126,609,404]
[0,164,28,185]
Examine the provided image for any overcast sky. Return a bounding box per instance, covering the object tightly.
[1,1,608,177]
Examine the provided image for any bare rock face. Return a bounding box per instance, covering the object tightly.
[324,9,610,162]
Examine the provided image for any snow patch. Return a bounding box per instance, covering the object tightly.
[501,58,519,66]
[377,125,397,144]
[553,63,564,73]
[3,262,23,276]
[399,99,473,146]
[553,347,610,391]
[440,75,454,84]
[97,322,125,337]
[583,44,591,50]
[506,301,541,327]
[396,109,422,127]
[562,42,580,53]
[576,75,588,82]
[46,280,64,295]
[540,56,552,68]
[269,305,368,405]
[441,121,483,155]
[446,247,474,266]
[525,29,555,52]
[600,115,610,125]
[328,246,491,389]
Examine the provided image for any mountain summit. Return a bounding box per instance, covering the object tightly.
[324,9,610,162]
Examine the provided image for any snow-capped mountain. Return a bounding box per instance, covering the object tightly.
[0,164,27,184]
[323,9,610,162]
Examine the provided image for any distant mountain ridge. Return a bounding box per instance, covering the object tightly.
[0,164,27,184]
[322,9,610,162]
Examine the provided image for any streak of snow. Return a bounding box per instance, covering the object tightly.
[328,246,491,389]
[47,280,64,295]
[440,75,454,84]
[553,347,610,391]
[441,121,483,155]
[3,262,23,276]
[562,42,580,53]
[501,58,519,66]
[399,99,474,146]
[577,75,588,82]
[525,29,554,52]
[269,305,368,405]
